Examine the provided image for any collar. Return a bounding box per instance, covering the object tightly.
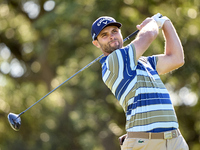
[99,55,108,64]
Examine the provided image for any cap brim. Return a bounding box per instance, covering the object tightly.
[104,22,122,28]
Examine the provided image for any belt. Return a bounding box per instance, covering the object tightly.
[127,129,180,140]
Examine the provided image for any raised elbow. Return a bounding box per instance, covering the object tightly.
[174,56,185,69]
[178,58,185,67]
[177,50,185,67]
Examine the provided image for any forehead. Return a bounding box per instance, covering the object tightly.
[100,26,119,33]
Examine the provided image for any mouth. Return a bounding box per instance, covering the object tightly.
[109,40,119,46]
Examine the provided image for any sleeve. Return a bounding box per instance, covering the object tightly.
[126,43,137,70]
[147,55,158,70]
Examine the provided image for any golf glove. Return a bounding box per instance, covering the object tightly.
[152,13,170,29]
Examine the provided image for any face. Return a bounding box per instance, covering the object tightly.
[93,26,123,55]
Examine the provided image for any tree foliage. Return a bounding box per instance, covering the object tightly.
[0,0,200,149]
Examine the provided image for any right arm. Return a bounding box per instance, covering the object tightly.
[131,18,159,60]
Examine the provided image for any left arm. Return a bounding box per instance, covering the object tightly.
[156,19,184,75]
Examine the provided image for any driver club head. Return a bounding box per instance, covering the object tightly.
[7,113,21,131]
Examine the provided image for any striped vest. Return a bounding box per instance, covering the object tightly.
[99,43,178,132]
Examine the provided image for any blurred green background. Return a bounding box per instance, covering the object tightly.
[0,0,200,149]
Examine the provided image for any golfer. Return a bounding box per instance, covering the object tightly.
[91,14,189,150]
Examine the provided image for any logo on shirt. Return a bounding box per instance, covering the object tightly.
[138,140,144,143]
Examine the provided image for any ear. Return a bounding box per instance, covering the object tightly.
[92,40,100,48]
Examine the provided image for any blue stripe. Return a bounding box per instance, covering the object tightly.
[115,78,131,100]
[137,61,158,76]
[146,67,158,75]
[147,56,156,70]
[134,93,170,102]
[127,125,177,133]
[99,56,107,64]
[137,62,146,71]
[100,56,108,77]
[102,63,107,77]
[126,98,172,115]
[147,127,177,133]
[115,71,137,101]
[126,49,136,74]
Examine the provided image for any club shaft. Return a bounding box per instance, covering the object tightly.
[18,54,104,117]
[17,29,140,117]
[123,30,139,42]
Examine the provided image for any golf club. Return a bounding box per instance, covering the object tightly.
[8,14,163,131]
[7,30,138,131]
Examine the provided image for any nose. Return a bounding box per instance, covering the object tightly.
[109,33,115,40]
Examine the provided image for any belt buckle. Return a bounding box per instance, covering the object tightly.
[164,131,172,139]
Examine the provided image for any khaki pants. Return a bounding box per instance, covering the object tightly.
[121,134,189,150]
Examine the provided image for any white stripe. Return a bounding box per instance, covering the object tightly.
[137,69,160,80]
[135,87,169,96]
[110,54,115,73]
[105,55,110,69]
[126,122,179,132]
[102,55,111,82]
[128,45,135,70]
[102,70,110,82]
[111,51,124,94]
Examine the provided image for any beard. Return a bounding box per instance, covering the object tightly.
[99,39,123,54]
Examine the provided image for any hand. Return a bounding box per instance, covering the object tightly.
[136,17,154,30]
[119,134,127,145]
[152,13,170,29]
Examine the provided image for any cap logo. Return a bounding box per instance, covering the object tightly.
[103,21,108,25]
[97,18,114,26]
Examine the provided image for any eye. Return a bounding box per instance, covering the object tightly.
[112,29,118,33]
[101,33,107,38]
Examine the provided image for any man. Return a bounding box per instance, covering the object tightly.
[91,14,189,150]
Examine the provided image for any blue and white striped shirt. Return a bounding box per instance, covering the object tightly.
[100,43,178,133]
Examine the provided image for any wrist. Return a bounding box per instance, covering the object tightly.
[162,19,172,31]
